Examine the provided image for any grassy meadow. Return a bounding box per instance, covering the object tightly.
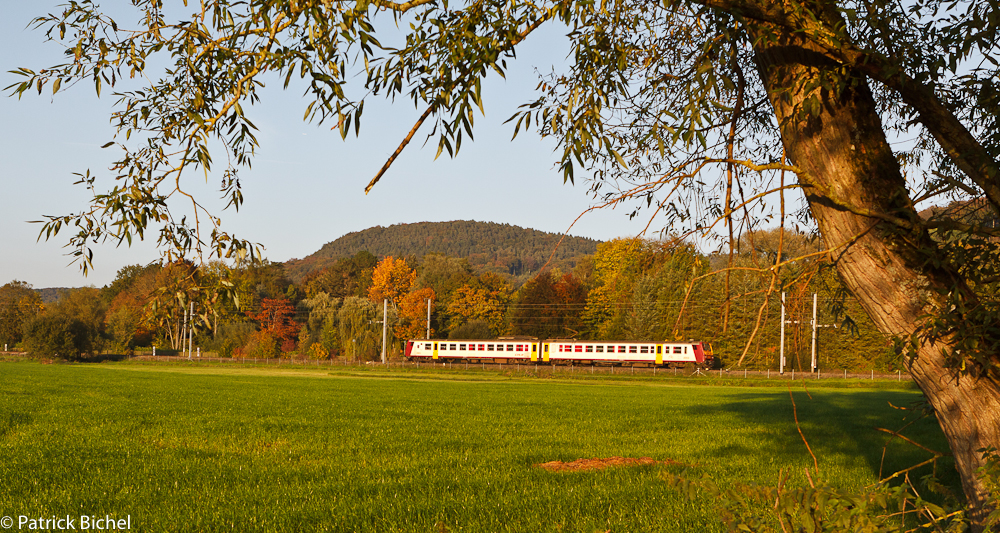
[0,361,953,532]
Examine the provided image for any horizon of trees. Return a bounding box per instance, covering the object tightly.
[5,230,898,371]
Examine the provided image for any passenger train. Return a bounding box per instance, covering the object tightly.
[405,337,714,368]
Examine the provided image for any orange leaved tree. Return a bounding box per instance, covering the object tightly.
[367,256,416,307]
[395,287,436,340]
[247,297,300,354]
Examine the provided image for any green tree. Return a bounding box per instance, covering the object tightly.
[338,296,380,361]
[21,314,93,360]
[22,287,106,359]
[300,292,342,355]
[14,0,1000,520]
[0,281,44,350]
[302,251,379,299]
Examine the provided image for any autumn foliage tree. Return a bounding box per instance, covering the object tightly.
[446,273,511,336]
[367,256,416,306]
[396,287,436,339]
[247,297,300,354]
[509,271,587,338]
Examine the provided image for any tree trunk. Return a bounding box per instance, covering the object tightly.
[749,16,1000,525]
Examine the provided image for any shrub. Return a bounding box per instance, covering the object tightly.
[241,330,278,359]
[202,322,256,358]
[308,342,329,360]
[21,314,95,360]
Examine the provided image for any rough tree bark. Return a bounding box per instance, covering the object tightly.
[749,10,1000,525]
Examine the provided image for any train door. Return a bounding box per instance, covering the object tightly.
[432,342,439,360]
[655,344,663,365]
[543,343,550,362]
[530,342,538,362]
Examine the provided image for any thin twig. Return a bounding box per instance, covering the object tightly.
[789,386,819,475]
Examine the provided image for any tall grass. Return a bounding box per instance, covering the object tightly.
[0,362,951,532]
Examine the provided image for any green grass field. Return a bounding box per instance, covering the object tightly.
[0,362,954,532]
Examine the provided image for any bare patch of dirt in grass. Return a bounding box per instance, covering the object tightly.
[535,456,689,472]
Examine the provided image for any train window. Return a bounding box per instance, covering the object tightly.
[479,344,485,350]
[487,344,494,351]
[640,346,649,354]
[425,343,432,350]
[685,346,688,353]
[618,346,626,353]
[674,346,682,354]
[460,344,466,350]
[434,343,438,350]
[656,346,662,354]
[532,344,537,352]
[575,345,583,353]
[450,344,456,350]
[596,346,604,353]
[586,345,594,353]
[544,344,548,352]
[629,346,637,353]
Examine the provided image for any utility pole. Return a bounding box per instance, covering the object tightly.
[779,292,802,375]
[181,303,188,357]
[811,294,818,373]
[809,293,838,373]
[426,298,431,339]
[188,301,194,360]
[381,298,388,364]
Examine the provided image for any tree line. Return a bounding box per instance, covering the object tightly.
[3,230,897,370]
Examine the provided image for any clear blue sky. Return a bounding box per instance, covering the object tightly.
[0,2,668,289]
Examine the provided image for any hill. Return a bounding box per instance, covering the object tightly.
[34,287,70,304]
[283,221,601,282]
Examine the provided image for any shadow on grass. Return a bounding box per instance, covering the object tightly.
[693,388,959,493]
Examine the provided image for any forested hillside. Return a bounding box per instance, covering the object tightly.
[283,221,600,282]
[33,288,70,304]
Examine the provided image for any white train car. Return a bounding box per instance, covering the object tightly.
[405,339,536,362]
[405,338,714,368]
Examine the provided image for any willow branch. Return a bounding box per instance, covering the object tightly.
[365,104,435,194]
